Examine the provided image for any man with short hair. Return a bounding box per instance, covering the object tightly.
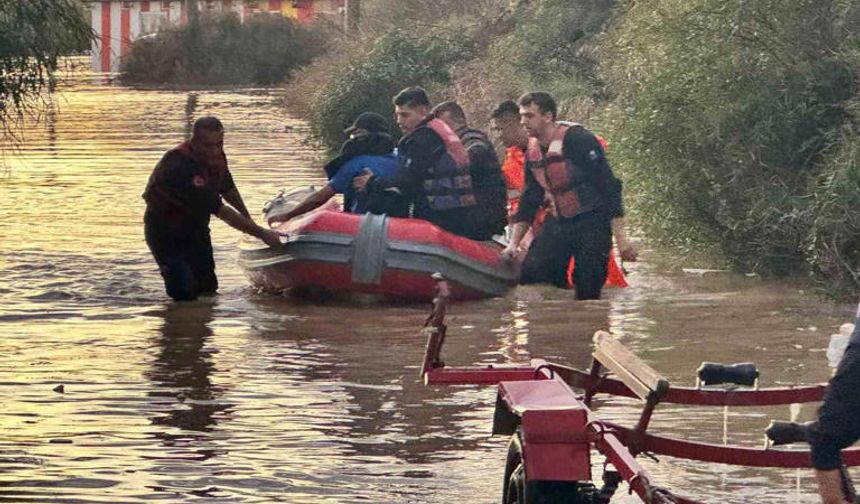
[490,99,530,217]
[432,100,507,238]
[357,87,489,240]
[269,111,400,223]
[501,92,637,299]
[143,116,282,301]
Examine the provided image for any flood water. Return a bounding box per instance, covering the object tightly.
[0,64,856,503]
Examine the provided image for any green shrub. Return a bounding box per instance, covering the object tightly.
[0,0,93,145]
[807,119,860,295]
[307,29,470,149]
[120,13,329,86]
[599,0,855,276]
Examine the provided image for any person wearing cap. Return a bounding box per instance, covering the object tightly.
[269,112,400,223]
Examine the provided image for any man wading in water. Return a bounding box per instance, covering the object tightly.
[501,92,637,299]
[143,116,282,301]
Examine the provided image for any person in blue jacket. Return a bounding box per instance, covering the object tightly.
[269,112,401,223]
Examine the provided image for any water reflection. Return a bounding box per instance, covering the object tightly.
[147,301,231,451]
[247,300,496,467]
[46,107,58,157]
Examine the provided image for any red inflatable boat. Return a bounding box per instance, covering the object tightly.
[238,188,519,301]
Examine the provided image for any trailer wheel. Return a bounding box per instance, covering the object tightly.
[501,431,525,502]
[500,430,597,504]
[504,463,526,504]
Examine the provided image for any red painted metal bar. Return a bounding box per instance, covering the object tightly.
[428,360,828,406]
[586,414,703,504]
[425,366,546,385]
[100,2,111,73]
[120,5,131,57]
[581,375,828,406]
[599,421,860,468]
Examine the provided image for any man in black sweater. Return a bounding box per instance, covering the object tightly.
[501,92,637,299]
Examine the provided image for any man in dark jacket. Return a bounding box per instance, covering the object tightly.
[809,312,860,504]
[431,100,507,237]
[143,116,282,301]
[356,87,490,240]
[501,92,637,299]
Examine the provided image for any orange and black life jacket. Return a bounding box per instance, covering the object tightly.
[419,118,477,211]
[525,124,604,219]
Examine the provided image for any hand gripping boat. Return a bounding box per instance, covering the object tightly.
[419,277,860,503]
[238,188,519,301]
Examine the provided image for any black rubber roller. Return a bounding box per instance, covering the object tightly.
[697,361,759,386]
[765,420,814,445]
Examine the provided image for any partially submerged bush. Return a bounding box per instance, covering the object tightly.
[120,13,329,86]
[599,0,856,278]
[307,29,470,149]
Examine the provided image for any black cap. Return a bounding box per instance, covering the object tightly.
[344,112,389,136]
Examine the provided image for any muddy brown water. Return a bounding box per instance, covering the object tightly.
[0,65,855,503]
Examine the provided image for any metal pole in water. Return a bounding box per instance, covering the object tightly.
[790,402,802,500]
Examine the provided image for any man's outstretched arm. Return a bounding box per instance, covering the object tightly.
[223,187,252,219]
[268,185,336,224]
[217,205,283,247]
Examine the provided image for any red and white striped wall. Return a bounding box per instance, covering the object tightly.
[87,1,343,73]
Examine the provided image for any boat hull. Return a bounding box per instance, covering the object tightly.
[239,201,518,301]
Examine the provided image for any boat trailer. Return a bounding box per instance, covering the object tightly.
[419,277,860,503]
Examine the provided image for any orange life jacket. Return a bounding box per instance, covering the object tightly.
[525,124,602,219]
[501,146,525,215]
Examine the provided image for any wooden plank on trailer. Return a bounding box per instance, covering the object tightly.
[592,331,669,402]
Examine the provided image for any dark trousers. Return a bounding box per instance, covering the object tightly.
[433,206,499,241]
[520,212,612,300]
[145,211,218,301]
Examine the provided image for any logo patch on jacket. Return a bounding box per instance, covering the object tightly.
[192,175,206,187]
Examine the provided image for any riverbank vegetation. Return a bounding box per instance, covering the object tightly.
[287,0,860,298]
[0,0,93,146]
[120,12,329,86]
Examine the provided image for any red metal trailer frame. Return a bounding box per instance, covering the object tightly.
[418,278,860,503]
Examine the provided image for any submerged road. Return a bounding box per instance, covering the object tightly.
[0,65,854,503]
